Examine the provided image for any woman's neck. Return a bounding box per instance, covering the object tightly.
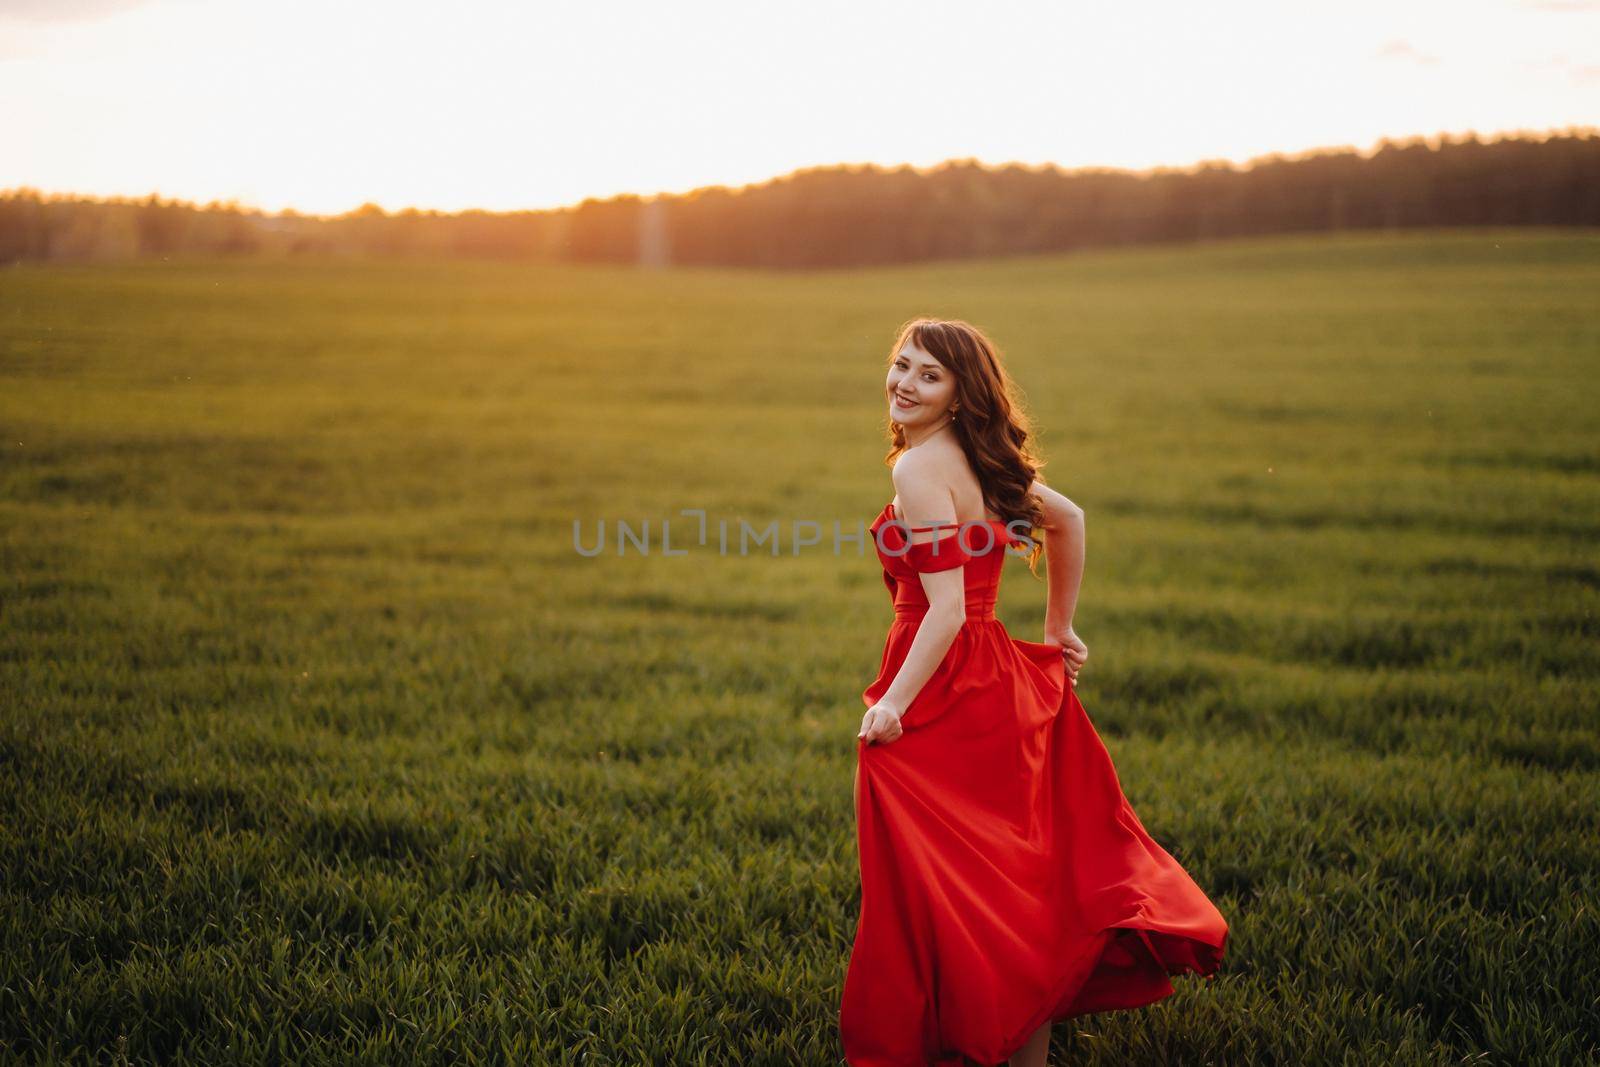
[904,415,953,448]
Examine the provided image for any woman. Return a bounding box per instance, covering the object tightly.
[840,319,1228,1067]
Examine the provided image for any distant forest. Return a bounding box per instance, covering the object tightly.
[3,129,1596,269]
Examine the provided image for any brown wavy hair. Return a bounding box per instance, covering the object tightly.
[883,317,1052,573]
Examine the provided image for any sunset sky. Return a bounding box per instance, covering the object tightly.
[3,0,1597,216]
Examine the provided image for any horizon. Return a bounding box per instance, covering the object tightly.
[3,0,1597,217]
[3,124,1592,221]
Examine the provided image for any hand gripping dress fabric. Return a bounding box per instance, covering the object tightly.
[839,503,1229,1066]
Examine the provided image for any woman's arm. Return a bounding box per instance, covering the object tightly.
[1032,477,1089,685]
[859,454,967,744]
[1032,477,1085,631]
[869,563,964,727]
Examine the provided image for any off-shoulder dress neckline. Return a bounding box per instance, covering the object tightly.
[887,501,1007,530]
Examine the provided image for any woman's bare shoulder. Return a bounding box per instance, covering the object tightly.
[893,443,973,525]
[893,439,973,489]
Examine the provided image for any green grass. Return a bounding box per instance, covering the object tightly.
[2,227,1597,1065]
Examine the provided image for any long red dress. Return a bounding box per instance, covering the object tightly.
[840,502,1228,1066]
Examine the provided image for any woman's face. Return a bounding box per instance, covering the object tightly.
[886,341,956,428]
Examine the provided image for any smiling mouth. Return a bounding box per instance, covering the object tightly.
[894,395,918,406]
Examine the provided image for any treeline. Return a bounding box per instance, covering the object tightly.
[3,128,1596,269]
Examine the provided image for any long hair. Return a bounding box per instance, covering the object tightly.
[883,317,1052,573]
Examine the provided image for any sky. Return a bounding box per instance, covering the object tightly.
[2,0,1597,216]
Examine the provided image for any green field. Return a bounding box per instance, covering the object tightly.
[2,228,1597,1065]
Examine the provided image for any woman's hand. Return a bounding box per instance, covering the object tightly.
[858,700,905,745]
[1044,626,1088,687]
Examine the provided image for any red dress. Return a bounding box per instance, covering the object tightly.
[840,502,1228,1066]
